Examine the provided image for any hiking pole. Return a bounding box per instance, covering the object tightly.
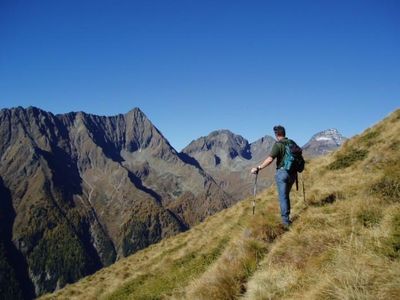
[301,173,306,205]
[253,173,258,215]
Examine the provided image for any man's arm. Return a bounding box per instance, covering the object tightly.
[251,156,274,174]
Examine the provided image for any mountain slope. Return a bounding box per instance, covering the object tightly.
[0,107,231,297]
[243,110,400,299]
[42,109,400,299]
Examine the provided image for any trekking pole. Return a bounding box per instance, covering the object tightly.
[253,173,258,215]
[301,173,306,205]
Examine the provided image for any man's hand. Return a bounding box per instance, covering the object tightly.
[251,167,259,174]
[252,156,274,174]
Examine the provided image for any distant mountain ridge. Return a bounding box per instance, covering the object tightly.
[182,130,276,200]
[181,128,346,199]
[0,106,345,298]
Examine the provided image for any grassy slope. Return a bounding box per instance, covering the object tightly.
[243,109,400,300]
[41,109,400,300]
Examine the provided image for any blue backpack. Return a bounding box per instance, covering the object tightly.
[279,139,305,173]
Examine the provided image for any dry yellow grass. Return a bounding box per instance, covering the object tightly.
[243,109,400,300]
[41,109,400,300]
[40,186,272,299]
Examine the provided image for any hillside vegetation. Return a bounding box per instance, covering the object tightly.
[42,109,400,300]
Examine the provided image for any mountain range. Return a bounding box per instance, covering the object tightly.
[40,108,399,300]
[182,128,345,199]
[0,106,345,298]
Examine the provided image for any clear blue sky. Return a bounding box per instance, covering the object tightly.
[1,0,399,150]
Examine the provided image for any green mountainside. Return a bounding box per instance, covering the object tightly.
[42,109,400,299]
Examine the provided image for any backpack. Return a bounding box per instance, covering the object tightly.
[279,139,305,173]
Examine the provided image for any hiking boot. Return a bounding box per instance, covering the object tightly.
[282,221,292,231]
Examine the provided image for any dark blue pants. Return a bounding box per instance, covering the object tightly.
[275,168,296,225]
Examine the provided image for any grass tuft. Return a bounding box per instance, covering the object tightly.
[359,129,380,146]
[327,148,368,170]
[389,140,400,151]
[356,207,382,227]
[307,191,345,207]
[371,177,400,202]
[381,209,400,259]
[370,160,400,202]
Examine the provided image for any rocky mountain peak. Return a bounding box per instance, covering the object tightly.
[183,129,250,159]
[124,107,146,120]
[302,128,347,157]
[180,130,276,202]
[311,128,345,145]
[123,108,176,158]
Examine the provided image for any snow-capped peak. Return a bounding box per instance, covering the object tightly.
[302,128,347,157]
[316,136,332,141]
[312,128,345,145]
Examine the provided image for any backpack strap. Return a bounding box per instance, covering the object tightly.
[277,138,294,146]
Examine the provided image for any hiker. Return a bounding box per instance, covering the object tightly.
[251,125,304,228]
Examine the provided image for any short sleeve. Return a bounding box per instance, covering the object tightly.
[269,143,280,158]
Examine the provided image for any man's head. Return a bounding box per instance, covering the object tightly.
[273,125,286,139]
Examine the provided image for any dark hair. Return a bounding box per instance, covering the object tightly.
[273,125,286,137]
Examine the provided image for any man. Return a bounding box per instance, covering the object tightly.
[251,125,297,228]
